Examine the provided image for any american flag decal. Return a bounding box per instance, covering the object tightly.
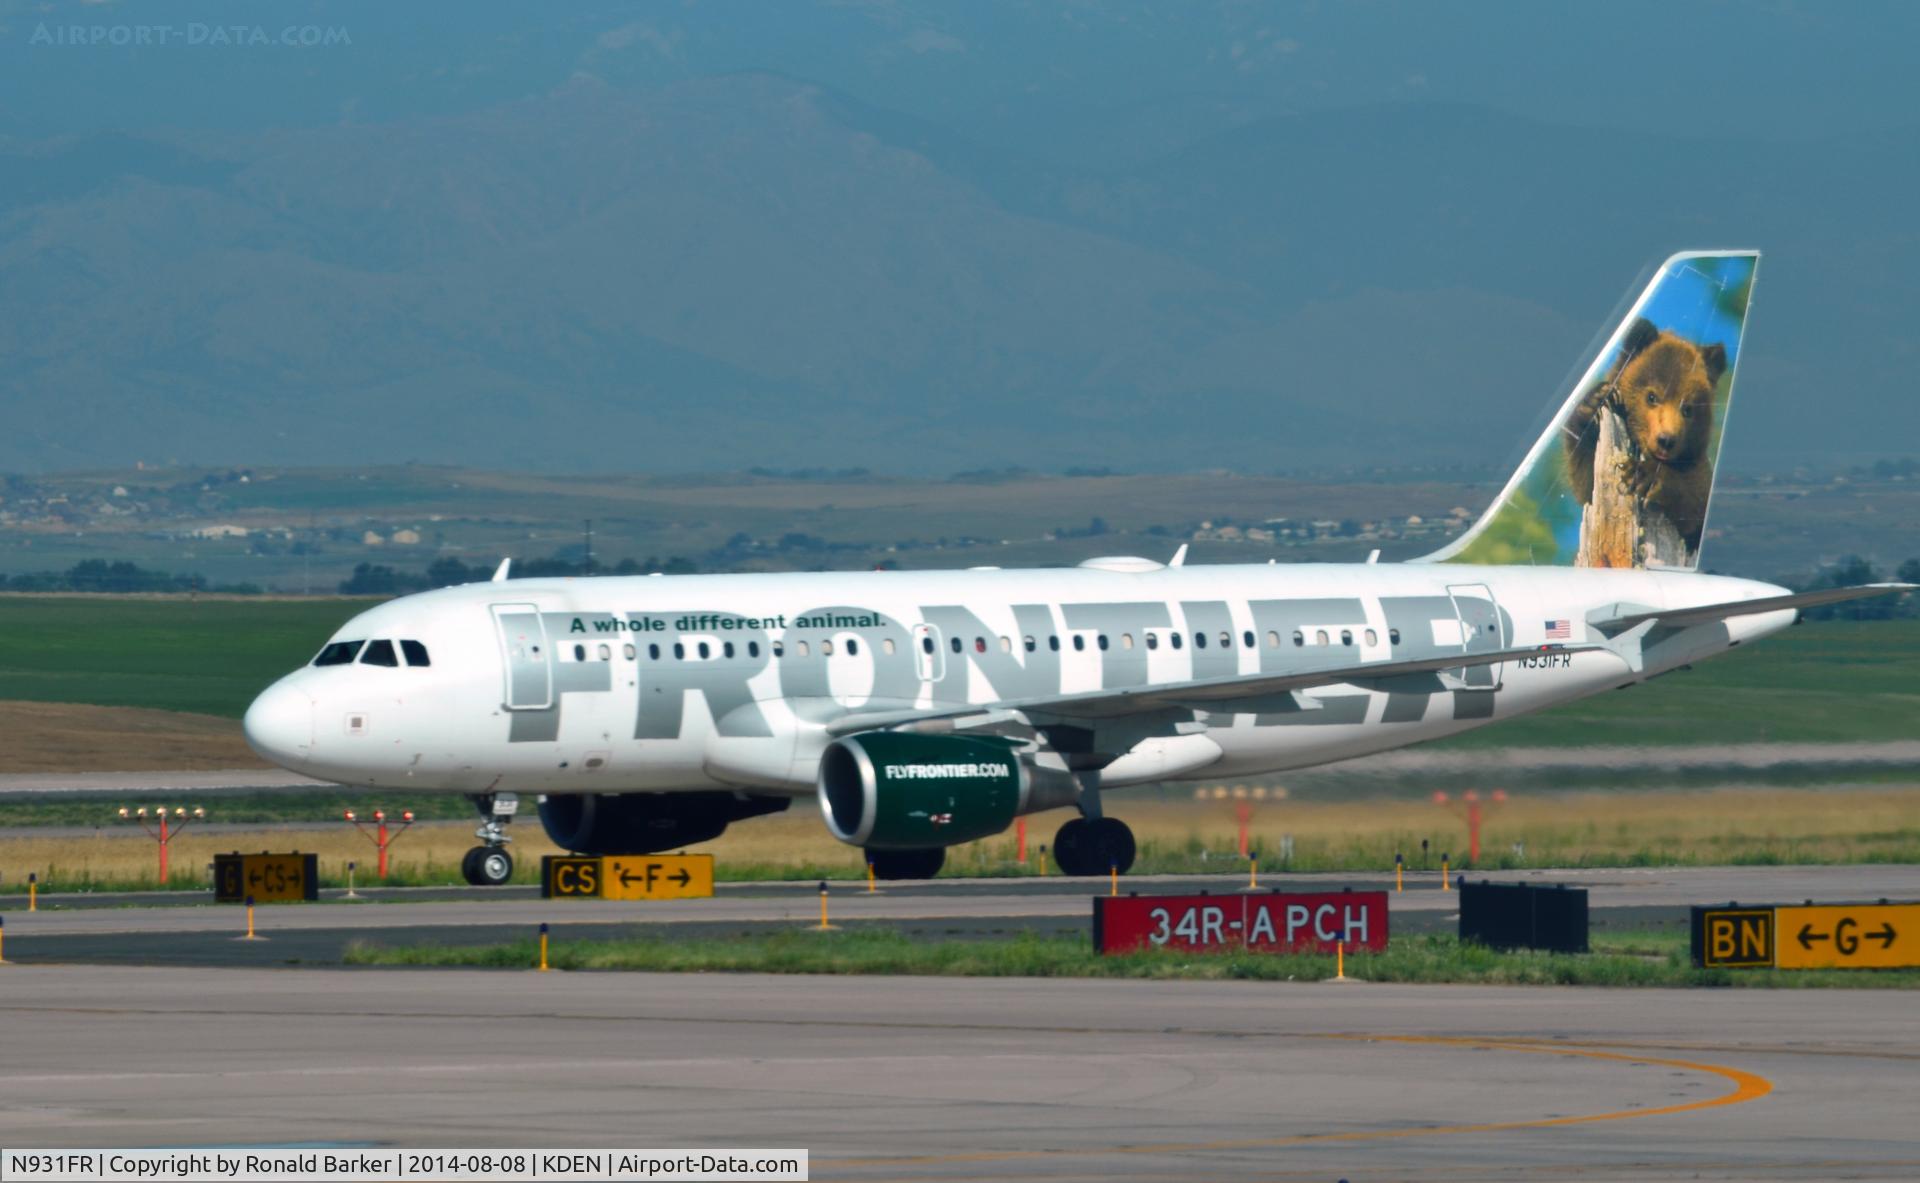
[1544,619,1572,640]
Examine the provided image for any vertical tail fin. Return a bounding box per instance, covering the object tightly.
[1421,250,1758,570]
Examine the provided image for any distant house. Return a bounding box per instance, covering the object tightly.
[390,528,422,545]
[362,530,386,546]
[192,524,249,539]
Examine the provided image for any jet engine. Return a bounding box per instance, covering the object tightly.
[817,732,1079,850]
[538,791,789,855]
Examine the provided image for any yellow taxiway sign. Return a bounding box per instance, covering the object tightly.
[541,854,714,900]
[1774,903,1920,970]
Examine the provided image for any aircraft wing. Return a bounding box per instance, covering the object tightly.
[825,643,1600,734]
[1588,583,1914,634]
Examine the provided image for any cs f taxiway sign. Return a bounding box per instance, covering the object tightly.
[541,854,713,900]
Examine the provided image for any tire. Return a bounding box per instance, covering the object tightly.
[463,846,513,886]
[1054,817,1135,876]
[1052,817,1099,876]
[866,847,946,880]
[1094,817,1137,875]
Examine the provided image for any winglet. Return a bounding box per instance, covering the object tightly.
[491,558,512,582]
[1169,544,1189,568]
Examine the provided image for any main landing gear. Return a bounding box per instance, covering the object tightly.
[1052,773,1135,877]
[462,792,518,886]
[1052,816,1136,877]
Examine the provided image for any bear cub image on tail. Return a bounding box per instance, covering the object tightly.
[1564,316,1726,552]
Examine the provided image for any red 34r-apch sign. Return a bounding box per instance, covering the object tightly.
[1093,890,1390,955]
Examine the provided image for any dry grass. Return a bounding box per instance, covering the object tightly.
[6,784,1918,891]
[0,702,265,773]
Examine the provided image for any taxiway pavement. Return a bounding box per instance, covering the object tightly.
[0,964,1914,1181]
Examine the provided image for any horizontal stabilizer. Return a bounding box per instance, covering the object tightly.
[1590,584,1915,634]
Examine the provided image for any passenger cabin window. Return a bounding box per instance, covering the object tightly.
[674,642,686,659]
[1049,636,1060,652]
[950,637,962,654]
[1193,633,1207,649]
[648,644,661,660]
[1389,628,1401,645]
[1072,635,1086,652]
[1244,631,1257,649]
[772,642,785,657]
[1097,634,1110,651]
[598,644,611,661]
[1265,631,1280,649]
[750,641,762,658]
[1121,633,1134,650]
[922,636,935,655]
[400,640,431,667]
[360,639,399,667]
[1315,630,1330,646]
[1293,630,1304,646]
[1023,636,1036,652]
[623,643,636,660]
[1341,630,1354,646]
[1171,633,1184,650]
[1146,632,1159,650]
[797,641,811,657]
[974,637,987,654]
[821,640,835,657]
[999,636,1011,653]
[723,641,735,658]
[882,638,895,655]
[573,644,587,662]
[698,641,711,659]
[1364,629,1378,646]
[314,640,363,667]
[847,639,860,657]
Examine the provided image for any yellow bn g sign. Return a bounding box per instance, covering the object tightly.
[1692,907,1773,968]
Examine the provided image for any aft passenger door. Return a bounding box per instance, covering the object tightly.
[1443,584,1505,690]
[490,603,553,710]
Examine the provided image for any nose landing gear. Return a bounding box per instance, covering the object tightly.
[462,792,518,886]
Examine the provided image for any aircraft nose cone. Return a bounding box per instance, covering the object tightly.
[244,680,314,768]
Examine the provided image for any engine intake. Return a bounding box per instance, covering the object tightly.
[818,732,1078,850]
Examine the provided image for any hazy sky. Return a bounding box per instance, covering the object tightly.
[1,2,1914,475]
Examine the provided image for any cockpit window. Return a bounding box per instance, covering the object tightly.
[400,640,430,667]
[360,639,399,667]
[313,641,364,666]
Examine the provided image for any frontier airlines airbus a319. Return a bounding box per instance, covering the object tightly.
[242,251,1907,884]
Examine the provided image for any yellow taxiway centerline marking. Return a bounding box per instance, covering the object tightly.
[817,1033,1773,1170]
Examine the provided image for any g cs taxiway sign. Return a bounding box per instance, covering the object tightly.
[213,852,319,903]
[541,854,714,900]
[1774,903,1920,970]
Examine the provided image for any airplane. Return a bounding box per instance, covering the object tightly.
[241,250,1908,884]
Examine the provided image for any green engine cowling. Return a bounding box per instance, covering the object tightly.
[817,732,1077,850]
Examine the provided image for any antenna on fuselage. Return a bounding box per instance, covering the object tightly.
[491,558,511,582]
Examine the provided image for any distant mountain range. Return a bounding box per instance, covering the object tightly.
[2,72,1915,474]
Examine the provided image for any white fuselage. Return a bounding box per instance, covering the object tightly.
[242,560,1794,798]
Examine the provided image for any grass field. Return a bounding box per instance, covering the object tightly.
[0,594,1916,747]
[9,787,1917,892]
[339,927,1920,989]
[0,596,364,717]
